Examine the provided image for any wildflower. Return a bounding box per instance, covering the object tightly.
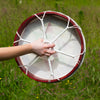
[67,80,69,83]
[65,83,68,85]
[73,86,75,89]
[19,0,22,4]
[70,83,72,85]
[0,77,2,80]
[65,80,71,85]
[36,96,39,99]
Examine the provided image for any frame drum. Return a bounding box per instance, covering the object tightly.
[14,11,86,83]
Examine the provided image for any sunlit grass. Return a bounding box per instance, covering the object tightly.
[0,0,100,100]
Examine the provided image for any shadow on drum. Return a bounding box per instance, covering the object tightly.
[28,54,59,79]
[56,27,81,51]
[21,19,43,42]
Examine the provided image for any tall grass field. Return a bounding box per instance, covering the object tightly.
[0,0,100,100]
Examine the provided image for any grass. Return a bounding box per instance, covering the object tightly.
[0,0,100,100]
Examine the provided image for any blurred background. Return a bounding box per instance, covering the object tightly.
[0,0,100,100]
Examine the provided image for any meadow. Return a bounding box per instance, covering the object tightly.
[0,0,100,100]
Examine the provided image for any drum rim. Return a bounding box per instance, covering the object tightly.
[13,11,86,83]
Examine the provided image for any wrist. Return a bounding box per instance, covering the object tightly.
[29,43,33,53]
[24,43,33,53]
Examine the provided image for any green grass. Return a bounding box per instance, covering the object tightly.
[0,0,100,100]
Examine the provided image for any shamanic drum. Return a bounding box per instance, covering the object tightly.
[14,11,86,83]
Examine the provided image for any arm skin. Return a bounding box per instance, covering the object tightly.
[0,39,56,61]
[0,44,32,61]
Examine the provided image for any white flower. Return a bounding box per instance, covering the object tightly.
[19,0,22,4]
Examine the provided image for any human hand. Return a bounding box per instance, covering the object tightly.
[30,39,56,56]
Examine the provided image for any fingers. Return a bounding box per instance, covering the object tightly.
[45,53,51,56]
[43,42,56,56]
[45,51,55,57]
[44,43,55,49]
[31,38,56,56]
[44,49,56,56]
[46,49,56,54]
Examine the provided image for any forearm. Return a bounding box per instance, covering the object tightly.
[0,44,32,60]
[0,39,56,61]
